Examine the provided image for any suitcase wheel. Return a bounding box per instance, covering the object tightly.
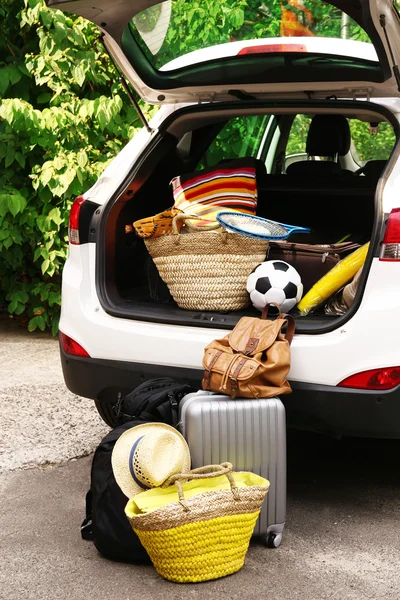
[266,532,282,548]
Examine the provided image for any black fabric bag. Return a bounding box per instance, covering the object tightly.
[81,421,151,563]
[113,377,197,427]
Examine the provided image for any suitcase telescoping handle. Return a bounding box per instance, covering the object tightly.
[261,302,295,345]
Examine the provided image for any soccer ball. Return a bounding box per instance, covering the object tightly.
[246,260,303,313]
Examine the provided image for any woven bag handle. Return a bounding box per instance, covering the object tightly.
[165,462,241,511]
[172,213,223,235]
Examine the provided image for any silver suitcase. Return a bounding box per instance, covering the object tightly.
[179,391,286,548]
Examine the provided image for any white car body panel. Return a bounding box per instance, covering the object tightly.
[60,245,400,387]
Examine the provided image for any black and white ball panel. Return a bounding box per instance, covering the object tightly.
[271,261,290,272]
[255,277,272,295]
[246,259,303,313]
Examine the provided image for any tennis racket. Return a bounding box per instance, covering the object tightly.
[216,211,310,240]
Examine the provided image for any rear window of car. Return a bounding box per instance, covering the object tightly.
[349,120,396,164]
[197,115,273,169]
[286,114,396,164]
[129,0,373,71]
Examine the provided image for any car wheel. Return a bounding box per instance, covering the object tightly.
[94,399,117,427]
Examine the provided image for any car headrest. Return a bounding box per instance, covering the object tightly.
[306,114,351,157]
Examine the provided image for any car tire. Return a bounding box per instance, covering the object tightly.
[94,399,117,427]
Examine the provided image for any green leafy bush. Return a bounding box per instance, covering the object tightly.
[0,0,153,334]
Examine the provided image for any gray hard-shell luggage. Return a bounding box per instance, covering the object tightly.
[179,391,286,548]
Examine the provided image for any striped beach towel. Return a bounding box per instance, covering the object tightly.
[171,159,259,226]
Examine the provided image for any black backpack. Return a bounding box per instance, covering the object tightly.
[81,421,151,563]
[113,377,196,426]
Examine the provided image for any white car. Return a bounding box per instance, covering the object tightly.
[48,0,400,438]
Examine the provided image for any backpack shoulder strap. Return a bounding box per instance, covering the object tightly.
[279,313,295,345]
[261,303,295,345]
[81,489,93,541]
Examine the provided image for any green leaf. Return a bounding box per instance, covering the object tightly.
[73,65,85,87]
[48,291,61,306]
[77,150,88,169]
[51,316,60,337]
[0,68,10,96]
[8,66,22,86]
[54,22,68,45]
[12,291,29,303]
[28,317,38,332]
[36,315,46,331]
[5,148,15,168]
[78,104,88,119]
[40,10,53,28]
[53,156,65,171]
[15,152,26,169]
[40,167,54,187]
[41,258,50,274]
[48,207,63,226]
[36,92,52,104]
[14,302,26,315]
[7,192,26,217]
[8,297,19,313]
[37,215,49,233]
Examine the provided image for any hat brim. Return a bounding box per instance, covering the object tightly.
[111,422,191,499]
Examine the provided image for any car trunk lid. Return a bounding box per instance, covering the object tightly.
[45,0,400,104]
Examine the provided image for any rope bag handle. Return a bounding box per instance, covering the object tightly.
[164,462,240,511]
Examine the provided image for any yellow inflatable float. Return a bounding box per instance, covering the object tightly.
[297,243,369,316]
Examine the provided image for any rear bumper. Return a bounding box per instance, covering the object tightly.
[60,346,400,439]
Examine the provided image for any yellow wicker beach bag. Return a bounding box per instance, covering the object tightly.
[144,214,269,312]
[125,462,270,583]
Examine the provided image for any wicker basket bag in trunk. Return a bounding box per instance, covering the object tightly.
[144,214,269,311]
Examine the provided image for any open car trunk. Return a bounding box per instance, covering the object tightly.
[95,100,398,334]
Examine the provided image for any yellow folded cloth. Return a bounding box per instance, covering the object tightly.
[132,207,183,239]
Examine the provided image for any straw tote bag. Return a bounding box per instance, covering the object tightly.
[125,462,269,583]
[144,213,269,312]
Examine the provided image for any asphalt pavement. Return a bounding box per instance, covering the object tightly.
[1,316,400,599]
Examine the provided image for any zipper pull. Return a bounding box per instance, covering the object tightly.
[322,252,329,263]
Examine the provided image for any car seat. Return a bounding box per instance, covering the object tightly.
[356,159,387,180]
[286,114,352,177]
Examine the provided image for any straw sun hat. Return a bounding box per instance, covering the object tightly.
[111,423,191,499]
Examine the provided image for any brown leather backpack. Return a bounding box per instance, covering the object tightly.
[202,303,295,399]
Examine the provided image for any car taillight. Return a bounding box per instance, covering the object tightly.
[338,367,400,390]
[238,44,307,55]
[68,196,85,245]
[60,332,90,357]
[380,208,400,261]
